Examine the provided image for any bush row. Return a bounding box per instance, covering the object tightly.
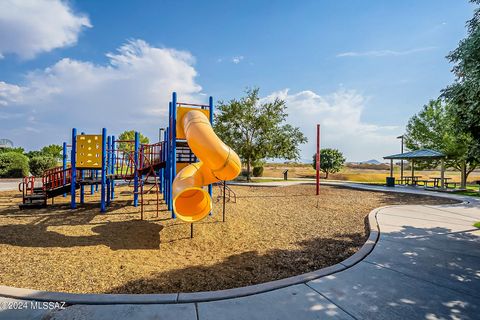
[0,152,58,178]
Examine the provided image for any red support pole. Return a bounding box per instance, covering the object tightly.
[316,124,320,195]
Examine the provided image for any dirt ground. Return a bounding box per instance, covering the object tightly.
[0,184,458,294]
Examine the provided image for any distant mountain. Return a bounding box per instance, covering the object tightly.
[359,159,382,165]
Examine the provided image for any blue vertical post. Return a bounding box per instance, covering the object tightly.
[80,132,85,204]
[70,128,77,209]
[95,170,99,191]
[167,104,172,211]
[133,131,140,207]
[80,169,85,204]
[106,136,111,206]
[163,129,168,198]
[90,170,94,195]
[208,96,214,215]
[62,142,67,197]
[100,128,107,212]
[159,135,164,194]
[171,93,177,218]
[111,135,115,200]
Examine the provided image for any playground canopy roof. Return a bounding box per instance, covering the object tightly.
[383,149,445,160]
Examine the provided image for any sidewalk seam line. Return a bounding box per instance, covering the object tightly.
[195,302,199,320]
[304,283,359,320]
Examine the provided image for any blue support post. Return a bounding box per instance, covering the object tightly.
[80,169,85,204]
[167,104,172,211]
[111,135,115,200]
[106,136,111,207]
[90,170,94,195]
[95,170,99,191]
[80,132,85,204]
[163,129,168,198]
[100,128,107,212]
[62,142,67,197]
[171,93,177,218]
[133,131,140,207]
[208,96,214,215]
[70,128,77,209]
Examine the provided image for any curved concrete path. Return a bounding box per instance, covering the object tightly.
[1,183,479,319]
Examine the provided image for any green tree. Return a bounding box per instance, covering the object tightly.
[404,99,478,188]
[214,88,307,181]
[40,144,63,160]
[0,147,24,154]
[25,150,43,159]
[442,0,480,159]
[0,152,29,178]
[118,130,150,151]
[29,156,58,176]
[312,148,345,179]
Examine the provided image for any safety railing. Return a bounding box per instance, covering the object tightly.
[19,176,35,195]
[42,166,73,191]
[112,140,136,180]
[139,142,164,170]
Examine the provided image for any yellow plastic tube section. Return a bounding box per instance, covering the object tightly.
[172,110,241,222]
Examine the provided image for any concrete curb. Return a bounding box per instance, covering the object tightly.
[0,209,381,305]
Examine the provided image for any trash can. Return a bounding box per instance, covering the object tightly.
[386,177,395,187]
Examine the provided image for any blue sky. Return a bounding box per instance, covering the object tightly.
[0,0,475,162]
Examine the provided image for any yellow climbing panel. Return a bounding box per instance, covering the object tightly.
[76,134,102,169]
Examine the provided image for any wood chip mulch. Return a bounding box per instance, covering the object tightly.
[0,184,457,294]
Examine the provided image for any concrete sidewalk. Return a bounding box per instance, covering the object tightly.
[0,179,20,191]
[1,182,479,319]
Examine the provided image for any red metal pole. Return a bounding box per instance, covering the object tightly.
[316,124,320,195]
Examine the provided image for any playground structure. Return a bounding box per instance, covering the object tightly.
[19,92,240,223]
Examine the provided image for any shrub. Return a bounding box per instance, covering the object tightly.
[29,156,57,176]
[252,166,264,177]
[0,152,29,178]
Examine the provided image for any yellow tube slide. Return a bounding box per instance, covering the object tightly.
[172,110,241,222]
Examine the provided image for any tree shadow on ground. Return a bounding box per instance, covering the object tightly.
[106,224,480,296]
[0,200,164,250]
[106,232,367,294]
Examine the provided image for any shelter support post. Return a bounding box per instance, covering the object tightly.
[411,160,415,182]
[441,159,445,189]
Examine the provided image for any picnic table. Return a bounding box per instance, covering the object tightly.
[404,176,422,186]
[431,177,452,188]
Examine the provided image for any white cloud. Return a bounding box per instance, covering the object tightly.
[232,56,244,64]
[0,81,25,106]
[0,0,92,59]
[0,39,202,149]
[336,47,436,58]
[262,89,401,162]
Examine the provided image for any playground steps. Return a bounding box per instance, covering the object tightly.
[19,189,47,209]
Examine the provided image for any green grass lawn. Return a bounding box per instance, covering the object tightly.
[454,185,480,198]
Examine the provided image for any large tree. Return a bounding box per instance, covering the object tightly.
[40,144,63,160]
[118,130,150,151]
[215,88,307,181]
[404,99,478,188]
[442,0,480,160]
[311,148,345,179]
